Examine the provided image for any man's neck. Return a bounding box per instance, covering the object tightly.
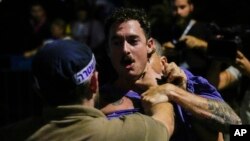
[82,98,95,107]
[114,78,133,91]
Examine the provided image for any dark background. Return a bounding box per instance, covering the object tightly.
[0,0,250,54]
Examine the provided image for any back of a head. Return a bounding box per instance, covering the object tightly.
[32,39,96,106]
[105,7,151,40]
[153,38,166,57]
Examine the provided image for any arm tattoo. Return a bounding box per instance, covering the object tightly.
[206,99,242,132]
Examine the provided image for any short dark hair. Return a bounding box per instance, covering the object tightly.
[170,0,193,8]
[171,0,193,4]
[105,7,151,40]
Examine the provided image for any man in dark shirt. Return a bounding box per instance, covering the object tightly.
[163,0,213,77]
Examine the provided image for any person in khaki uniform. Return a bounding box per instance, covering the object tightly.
[0,40,174,141]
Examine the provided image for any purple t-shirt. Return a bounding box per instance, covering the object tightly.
[101,69,223,141]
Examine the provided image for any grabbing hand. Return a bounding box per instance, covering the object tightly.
[141,83,176,105]
[163,62,187,89]
[235,50,250,78]
[134,65,161,92]
[180,35,207,49]
[162,41,175,49]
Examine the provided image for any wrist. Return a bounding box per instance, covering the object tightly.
[163,84,177,101]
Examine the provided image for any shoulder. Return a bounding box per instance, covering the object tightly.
[96,113,169,141]
[183,68,211,86]
[183,69,223,100]
[190,21,213,39]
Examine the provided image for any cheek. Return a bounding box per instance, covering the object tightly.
[151,60,161,73]
[133,49,148,65]
[109,48,121,58]
[109,50,121,67]
[183,9,191,16]
[133,50,148,71]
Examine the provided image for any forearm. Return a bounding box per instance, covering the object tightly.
[195,39,208,50]
[218,71,237,90]
[150,102,175,137]
[168,87,242,132]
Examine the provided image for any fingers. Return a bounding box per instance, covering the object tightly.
[237,50,244,59]
[162,41,175,48]
[163,62,187,89]
[180,35,195,48]
[236,51,246,66]
[142,91,169,105]
[236,58,242,65]
[164,62,175,77]
[179,36,188,42]
[180,35,207,49]
[165,62,183,81]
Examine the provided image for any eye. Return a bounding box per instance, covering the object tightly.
[111,38,123,47]
[128,39,139,46]
[180,6,186,9]
[127,36,140,46]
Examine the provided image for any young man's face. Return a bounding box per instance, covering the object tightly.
[108,20,153,81]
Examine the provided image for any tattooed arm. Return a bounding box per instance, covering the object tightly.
[204,99,242,132]
[142,83,242,132]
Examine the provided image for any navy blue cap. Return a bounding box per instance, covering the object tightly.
[32,39,96,94]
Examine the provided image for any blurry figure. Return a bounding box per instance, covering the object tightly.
[70,6,105,50]
[24,2,50,58]
[162,0,213,77]
[70,4,109,85]
[217,50,250,124]
[148,0,173,43]
[43,18,71,45]
[25,18,72,57]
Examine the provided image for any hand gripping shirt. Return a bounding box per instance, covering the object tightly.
[101,69,223,141]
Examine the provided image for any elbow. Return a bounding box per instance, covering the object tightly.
[166,121,175,137]
[230,116,242,125]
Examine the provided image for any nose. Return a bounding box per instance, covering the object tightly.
[177,8,182,15]
[123,40,130,54]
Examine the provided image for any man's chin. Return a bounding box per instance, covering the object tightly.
[123,71,141,81]
[176,19,186,27]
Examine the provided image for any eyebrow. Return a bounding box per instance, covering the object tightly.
[110,34,140,41]
[110,35,120,41]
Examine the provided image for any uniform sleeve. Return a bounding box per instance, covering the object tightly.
[96,113,169,141]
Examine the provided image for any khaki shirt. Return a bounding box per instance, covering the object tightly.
[1,105,168,141]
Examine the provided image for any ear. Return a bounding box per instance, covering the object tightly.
[160,56,168,70]
[90,71,99,94]
[160,56,168,64]
[147,38,155,55]
[190,4,194,12]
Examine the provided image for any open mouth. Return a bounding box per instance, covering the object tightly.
[120,55,135,68]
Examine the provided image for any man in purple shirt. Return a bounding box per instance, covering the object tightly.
[100,66,226,141]
[100,7,241,141]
